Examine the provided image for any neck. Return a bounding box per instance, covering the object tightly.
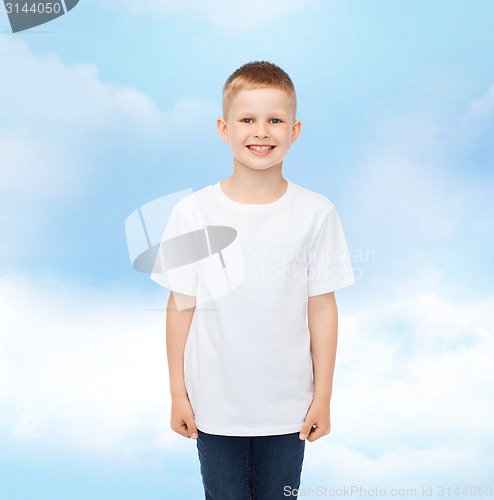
[222,163,288,202]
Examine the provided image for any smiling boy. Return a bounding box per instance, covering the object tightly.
[217,85,299,187]
[156,61,355,499]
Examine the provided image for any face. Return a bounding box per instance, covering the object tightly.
[217,87,302,173]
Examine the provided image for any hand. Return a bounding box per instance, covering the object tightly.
[171,395,198,439]
[299,398,331,442]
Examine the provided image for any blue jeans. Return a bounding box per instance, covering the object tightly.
[196,429,305,499]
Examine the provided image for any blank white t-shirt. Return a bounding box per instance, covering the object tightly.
[151,178,355,436]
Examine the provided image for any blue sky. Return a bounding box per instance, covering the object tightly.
[1,1,493,498]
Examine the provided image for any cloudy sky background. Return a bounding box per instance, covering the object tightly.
[1,0,493,498]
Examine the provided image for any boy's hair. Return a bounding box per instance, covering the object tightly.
[222,61,297,120]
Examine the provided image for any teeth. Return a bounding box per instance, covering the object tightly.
[248,145,274,151]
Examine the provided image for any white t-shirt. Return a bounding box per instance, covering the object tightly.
[151,178,355,436]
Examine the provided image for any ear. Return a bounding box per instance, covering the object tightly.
[290,119,302,144]
[216,117,230,143]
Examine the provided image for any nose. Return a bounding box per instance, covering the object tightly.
[254,122,269,138]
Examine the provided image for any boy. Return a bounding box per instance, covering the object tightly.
[152,61,354,499]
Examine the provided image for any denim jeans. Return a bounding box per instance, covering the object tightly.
[196,429,305,499]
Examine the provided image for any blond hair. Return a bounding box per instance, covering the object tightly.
[222,61,297,119]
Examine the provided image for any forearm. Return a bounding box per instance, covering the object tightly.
[166,291,196,399]
[307,292,338,402]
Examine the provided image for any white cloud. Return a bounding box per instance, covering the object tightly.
[0,36,217,265]
[0,273,192,454]
[297,293,494,486]
[303,442,494,489]
[0,37,165,202]
[0,37,218,201]
[0,272,492,485]
[104,0,327,32]
[0,36,164,267]
[334,294,494,451]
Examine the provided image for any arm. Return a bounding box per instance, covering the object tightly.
[166,290,199,439]
[299,291,338,442]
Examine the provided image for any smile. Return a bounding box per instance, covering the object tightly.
[247,145,275,153]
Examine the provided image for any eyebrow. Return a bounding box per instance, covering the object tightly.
[234,110,290,116]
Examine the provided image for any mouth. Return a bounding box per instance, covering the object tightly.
[246,145,276,155]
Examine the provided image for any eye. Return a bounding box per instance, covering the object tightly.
[270,118,282,124]
[240,118,253,123]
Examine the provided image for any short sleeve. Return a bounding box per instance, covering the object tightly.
[307,206,355,296]
[150,202,201,297]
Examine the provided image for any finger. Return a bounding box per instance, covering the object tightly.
[171,419,192,439]
[307,425,322,442]
[299,421,315,440]
[307,424,329,442]
[174,425,191,439]
[185,418,199,439]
